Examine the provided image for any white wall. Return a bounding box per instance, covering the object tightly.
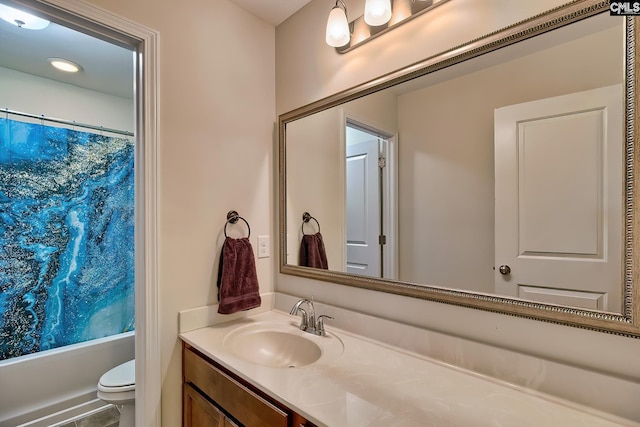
[276,0,640,422]
[276,0,579,113]
[81,0,276,425]
[0,65,133,132]
[287,108,344,269]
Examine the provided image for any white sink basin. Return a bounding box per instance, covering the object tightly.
[222,321,344,368]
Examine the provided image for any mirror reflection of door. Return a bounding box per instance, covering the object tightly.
[345,121,396,278]
[494,85,623,311]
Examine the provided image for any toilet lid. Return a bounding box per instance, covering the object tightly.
[99,359,135,388]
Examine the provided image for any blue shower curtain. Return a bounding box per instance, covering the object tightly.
[0,117,135,360]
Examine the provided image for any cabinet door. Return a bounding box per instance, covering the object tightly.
[183,344,315,427]
[184,384,225,427]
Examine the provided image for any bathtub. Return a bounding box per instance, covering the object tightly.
[0,331,134,426]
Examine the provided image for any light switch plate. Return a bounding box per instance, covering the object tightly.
[258,235,270,258]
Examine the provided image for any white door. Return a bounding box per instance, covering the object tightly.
[346,139,380,276]
[494,85,623,311]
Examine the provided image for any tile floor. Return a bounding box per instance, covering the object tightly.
[59,405,120,427]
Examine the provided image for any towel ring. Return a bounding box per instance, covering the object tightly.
[224,210,251,238]
[301,212,320,235]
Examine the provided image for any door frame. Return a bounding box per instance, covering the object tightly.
[340,111,398,279]
[11,0,160,425]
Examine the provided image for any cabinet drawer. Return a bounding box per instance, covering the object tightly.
[184,383,226,426]
[184,347,289,427]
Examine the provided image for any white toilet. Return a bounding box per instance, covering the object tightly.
[97,359,135,427]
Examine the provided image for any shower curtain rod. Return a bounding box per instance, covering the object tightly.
[3,108,134,137]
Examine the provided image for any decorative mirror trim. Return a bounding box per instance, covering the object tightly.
[279,0,640,338]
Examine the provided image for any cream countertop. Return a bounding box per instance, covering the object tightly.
[179,310,638,427]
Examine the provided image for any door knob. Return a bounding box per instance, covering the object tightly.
[498,265,511,275]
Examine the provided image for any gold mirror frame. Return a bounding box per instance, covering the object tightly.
[279,0,640,338]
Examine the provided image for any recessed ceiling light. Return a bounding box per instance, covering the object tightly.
[0,4,49,30]
[47,57,83,73]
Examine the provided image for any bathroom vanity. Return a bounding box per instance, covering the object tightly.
[183,344,316,426]
[180,310,636,427]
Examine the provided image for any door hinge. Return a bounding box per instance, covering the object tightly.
[379,235,387,245]
[378,156,386,168]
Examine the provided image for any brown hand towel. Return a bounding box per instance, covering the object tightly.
[299,232,328,269]
[217,237,261,314]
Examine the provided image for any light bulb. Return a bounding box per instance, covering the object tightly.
[364,0,392,26]
[48,58,83,73]
[326,6,350,48]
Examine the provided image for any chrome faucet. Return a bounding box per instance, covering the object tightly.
[290,298,315,332]
[289,298,333,336]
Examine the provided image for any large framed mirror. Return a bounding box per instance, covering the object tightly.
[279,0,640,337]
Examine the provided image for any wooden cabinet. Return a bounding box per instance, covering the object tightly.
[184,383,238,427]
[183,343,317,427]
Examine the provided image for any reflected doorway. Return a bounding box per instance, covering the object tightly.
[345,120,397,279]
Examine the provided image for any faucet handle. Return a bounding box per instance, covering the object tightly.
[295,308,308,331]
[316,315,334,336]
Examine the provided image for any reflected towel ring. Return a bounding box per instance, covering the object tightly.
[224,210,251,238]
[302,212,321,235]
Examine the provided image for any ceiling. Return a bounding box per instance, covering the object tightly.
[228,0,312,26]
[0,9,134,99]
[0,0,311,101]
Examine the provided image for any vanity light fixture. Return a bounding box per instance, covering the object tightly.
[327,0,451,53]
[0,4,49,30]
[364,0,392,26]
[47,57,83,73]
[326,0,350,48]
